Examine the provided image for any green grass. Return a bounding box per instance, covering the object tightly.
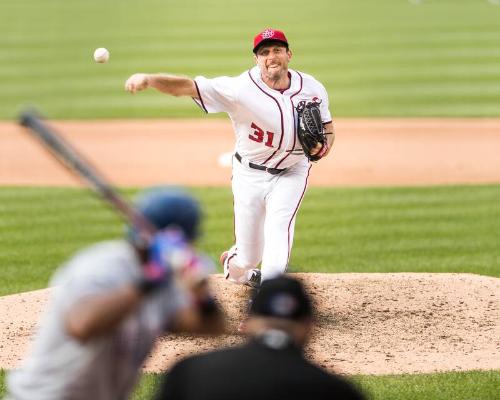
[1,184,499,296]
[1,369,499,400]
[0,370,5,398]
[1,0,500,118]
[130,373,164,400]
[293,185,500,276]
[354,370,500,400]
[0,187,124,295]
[131,370,500,400]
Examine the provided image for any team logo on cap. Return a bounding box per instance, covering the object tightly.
[262,29,275,39]
[270,293,298,316]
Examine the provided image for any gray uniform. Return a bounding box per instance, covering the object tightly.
[6,240,188,400]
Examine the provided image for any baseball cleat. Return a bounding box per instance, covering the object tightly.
[244,268,261,289]
[220,251,230,279]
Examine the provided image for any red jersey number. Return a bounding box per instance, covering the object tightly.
[249,122,274,148]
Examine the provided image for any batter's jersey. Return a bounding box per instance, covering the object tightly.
[6,240,188,400]
[155,333,365,400]
[194,66,332,169]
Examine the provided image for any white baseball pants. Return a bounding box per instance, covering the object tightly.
[226,156,311,283]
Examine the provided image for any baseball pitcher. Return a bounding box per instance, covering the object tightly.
[125,28,334,289]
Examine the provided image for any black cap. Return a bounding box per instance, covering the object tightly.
[250,276,312,320]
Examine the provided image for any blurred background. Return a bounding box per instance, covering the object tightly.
[1,0,499,119]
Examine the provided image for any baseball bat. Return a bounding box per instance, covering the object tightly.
[18,109,156,244]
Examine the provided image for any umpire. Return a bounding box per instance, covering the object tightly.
[155,276,365,400]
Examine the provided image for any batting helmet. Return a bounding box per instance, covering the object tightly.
[128,187,201,242]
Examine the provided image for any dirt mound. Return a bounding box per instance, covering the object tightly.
[1,273,498,375]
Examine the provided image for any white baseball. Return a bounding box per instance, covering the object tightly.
[93,47,110,63]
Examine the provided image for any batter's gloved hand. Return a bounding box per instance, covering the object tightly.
[138,229,216,295]
[296,101,328,162]
[137,229,191,294]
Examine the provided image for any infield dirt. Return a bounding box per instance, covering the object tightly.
[1,118,499,375]
[2,118,500,187]
[0,274,499,375]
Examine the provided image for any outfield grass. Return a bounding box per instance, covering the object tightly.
[0,370,5,398]
[1,184,499,296]
[2,0,500,119]
[353,370,500,400]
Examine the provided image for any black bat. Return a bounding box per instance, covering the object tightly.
[18,109,156,244]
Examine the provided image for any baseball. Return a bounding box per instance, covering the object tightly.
[93,47,109,63]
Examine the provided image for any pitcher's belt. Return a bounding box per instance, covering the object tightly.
[234,152,286,175]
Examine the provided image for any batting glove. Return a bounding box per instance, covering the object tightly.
[137,229,190,294]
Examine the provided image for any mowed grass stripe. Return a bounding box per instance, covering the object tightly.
[4,31,500,61]
[0,57,250,80]
[1,185,499,296]
[16,95,488,118]
[5,72,498,94]
[4,22,500,44]
[293,185,500,274]
[5,44,500,69]
[4,60,499,100]
[0,26,500,53]
[333,104,500,118]
[353,370,500,400]
[4,54,499,75]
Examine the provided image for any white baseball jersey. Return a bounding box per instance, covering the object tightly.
[6,240,188,400]
[194,66,332,169]
[193,66,332,281]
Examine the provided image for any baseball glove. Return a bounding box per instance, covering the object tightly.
[296,101,328,162]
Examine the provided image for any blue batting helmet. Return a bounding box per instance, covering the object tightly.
[129,187,201,242]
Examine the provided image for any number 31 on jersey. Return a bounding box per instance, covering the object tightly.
[249,122,275,148]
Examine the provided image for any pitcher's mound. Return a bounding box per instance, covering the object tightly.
[1,273,498,375]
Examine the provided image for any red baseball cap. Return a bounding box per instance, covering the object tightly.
[253,28,289,53]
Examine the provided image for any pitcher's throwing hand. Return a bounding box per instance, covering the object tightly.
[125,73,150,93]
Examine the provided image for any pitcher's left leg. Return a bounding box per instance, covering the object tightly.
[261,163,311,281]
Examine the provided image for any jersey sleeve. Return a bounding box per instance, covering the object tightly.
[193,75,238,114]
[49,245,137,313]
[54,267,126,314]
[317,81,332,124]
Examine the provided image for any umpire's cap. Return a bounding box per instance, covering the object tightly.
[129,186,201,242]
[250,276,312,320]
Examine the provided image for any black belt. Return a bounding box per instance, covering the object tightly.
[234,152,286,175]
